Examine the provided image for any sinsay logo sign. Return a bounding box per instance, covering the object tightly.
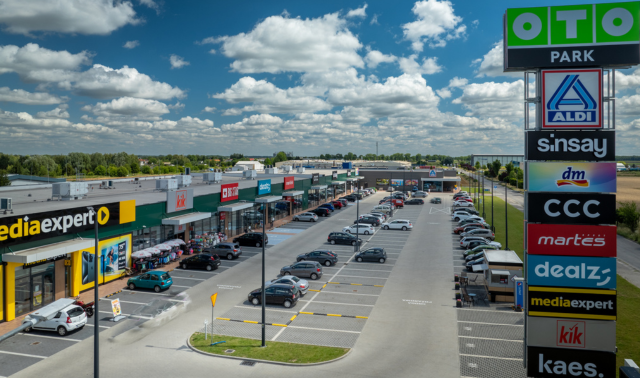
[526,130,615,161]
[542,69,602,128]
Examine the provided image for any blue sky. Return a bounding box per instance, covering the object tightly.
[0,0,638,156]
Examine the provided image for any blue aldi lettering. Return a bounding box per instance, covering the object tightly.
[542,69,602,129]
[548,111,595,122]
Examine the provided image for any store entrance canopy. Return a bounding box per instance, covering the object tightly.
[331,181,346,186]
[282,190,304,196]
[217,202,254,212]
[161,212,212,226]
[255,196,282,204]
[310,185,327,190]
[1,238,94,264]
[490,270,511,276]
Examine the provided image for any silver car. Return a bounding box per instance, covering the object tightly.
[280,261,323,280]
[459,236,491,248]
[293,212,318,222]
[207,242,242,260]
[266,276,309,295]
[413,191,428,198]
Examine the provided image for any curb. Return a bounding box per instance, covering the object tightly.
[104,290,122,298]
[186,335,352,367]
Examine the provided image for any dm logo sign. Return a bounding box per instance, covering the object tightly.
[543,69,601,128]
[528,162,616,193]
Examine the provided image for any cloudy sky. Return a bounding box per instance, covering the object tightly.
[1,0,638,156]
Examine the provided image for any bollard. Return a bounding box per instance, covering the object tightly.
[204,319,208,341]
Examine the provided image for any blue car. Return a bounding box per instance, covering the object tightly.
[127,271,173,292]
[319,203,335,212]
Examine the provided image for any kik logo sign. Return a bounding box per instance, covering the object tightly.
[557,320,584,348]
[543,69,601,129]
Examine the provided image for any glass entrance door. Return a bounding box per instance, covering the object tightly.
[30,271,54,309]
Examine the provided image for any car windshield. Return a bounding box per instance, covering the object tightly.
[160,273,170,280]
[289,276,300,282]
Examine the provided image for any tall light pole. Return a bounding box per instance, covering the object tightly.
[355,182,360,253]
[261,203,266,346]
[482,174,485,220]
[491,178,494,232]
[505,184,509,250]
[87,207,99,378]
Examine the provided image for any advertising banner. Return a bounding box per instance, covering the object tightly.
[526,346,616,378]
[76,233,132,290]
[376,178,389,185]
[504,2,640,71]
[332,171,338,180]
[527,162,616,193]
[166,189,193,213]
[0,200,135,248]
[515,279,524,308]
[526,130,615,161]
[527,193,616,225]
[111,299,122,317]
[312,173,319,185]
[527,317,616,352]
[405,179,418,185]
[355,168,359,176]
[347,170,351,177]
[527,224,617,257]
[528,255,616,289]
[391,179,403,186]
[284,176,295,190]
[221,183,239,202]
[528,286,617,320]
[542,69,602,129]
[257,179,271,195]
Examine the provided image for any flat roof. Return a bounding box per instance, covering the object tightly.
[310,185,328,190]
[161,212,212,225]
[255,196,282,203]
[1,238,94,264]
[485,250,523,265]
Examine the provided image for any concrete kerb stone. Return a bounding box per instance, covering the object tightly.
[186,335,353,366]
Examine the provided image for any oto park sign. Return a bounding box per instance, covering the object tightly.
[504,2,640,70]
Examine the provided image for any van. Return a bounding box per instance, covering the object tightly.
[372,205,392,214]
[391,198,404,208]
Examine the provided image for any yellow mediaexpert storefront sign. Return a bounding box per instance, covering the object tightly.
[71,234,132,295]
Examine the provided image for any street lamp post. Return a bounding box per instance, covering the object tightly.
[261,203,266,346]
[505,183,509,250]
[355,185,360,253]
[482,174,485,220]
[87,207,99,378]
[491,178,494,232]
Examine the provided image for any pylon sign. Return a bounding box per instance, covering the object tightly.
[542,69,602,128]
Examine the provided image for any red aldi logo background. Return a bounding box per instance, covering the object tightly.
[221,183,239,202]
[284,176,294,190]
[527,223,616,257]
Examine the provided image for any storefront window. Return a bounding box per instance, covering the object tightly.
[15,263,55,316]
[422,181,443,192]
[309,189,319,207]
[210,215,219,233]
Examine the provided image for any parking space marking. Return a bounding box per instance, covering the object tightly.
[85,324,111,329]
[98,310,153,319]
[331,267,393,273]
[459,354,522,361]
[332,274,388,280]
[320,291,379,296]
[234,306,297,314]
[327,282,384,287]
[299,311,368,319]
[215,318,288,327]
[287,325,361,334]
[167,276,205,281]
[18,333,81,342]
[458,321,523,327]
[121,289,172,296]
[110,300,149,305]
[0,350,47,359]
[304,300,374,307]
[459,336,523,342]
[168,284,193,288]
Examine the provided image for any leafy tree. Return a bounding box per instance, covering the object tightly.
[141,165,151,174]
[505,162,514,176]
[116,166,129,177]
[108,166,118,177]
[345,152,358,160]
[491,160,502,178]
[618,201,640,232]
[148,157,158,165]
[0,170,10,186]
[153,166,161,174]
[443,156,454,165]
[263,158,273,166]
[230,153,244,160]
[474,161,481,169]
[162,166,170,174]
[0,154,11,170]
[275,151,288,162]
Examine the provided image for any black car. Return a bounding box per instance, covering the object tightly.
[297,250,338,266]
[430,197,442,204]
[311,208,331,217]
[405,199,424,205]
[343,195,357,202]
[452,208,479,216]
[328,232,362,246]
[354,248,387,263]
[180,253,221,271]
[247,284,300,308]
[233,232,269,247]
[354,217,380,226]
[467,240,493,250]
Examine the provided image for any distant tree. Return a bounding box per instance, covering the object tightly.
[153,166,161,174]
[618,201,640,232]
[141,165,151,174]
[491,160,502,178]
[148,157,158,165]
[94,165,106,176]
[230,153,244,160]
[108,166,118,177]
[130,162,140,174]
[344,152,358,160]
[264,158,273,166]
[443,156,454,165]
[116,166,129,177]
[415,153,422,163]
[505,162,514,175]
[275,151,288,162]
[0,170,10,186]
[474,161,481,169]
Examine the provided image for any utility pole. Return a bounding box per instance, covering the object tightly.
[87,207,100,378]
[261,204,266,347]
[505,184,509,250]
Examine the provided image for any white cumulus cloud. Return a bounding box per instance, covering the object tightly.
[402,0,465,51]
[346,4,368,18]
[81,97,170,119]
[398,55,442,75]
[170,54,190,69]
[123,40,140,49]
[473,41,521,78]
[0,43,91,83]
[364,50,397,69]
[0,87,67,105]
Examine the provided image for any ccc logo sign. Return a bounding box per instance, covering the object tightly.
[544,199,600,218]
[97,207,110,225]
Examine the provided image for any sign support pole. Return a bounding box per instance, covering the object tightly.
[261,205,266,347]
[505,183,508,250]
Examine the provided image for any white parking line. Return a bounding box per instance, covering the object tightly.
[122,289,173,296]
[99,311,152,319]
[458,309,524,314]
[459,336,523,342]
[85,324,111,329]
[110,300,149,305]
[458,321,523,327]
[332,274,388,280]
[334,267,393,273]
[18,333,81,342]
[299,300,374,307]
[168,276,206,281]
[287,325,361,334]
[169,284,193,288]
[0,350,46,359]
[320,291,379,296]
[235,306,297,314]
[459,354,522,361]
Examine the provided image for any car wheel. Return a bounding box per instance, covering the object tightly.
[384,225,389,230]
[356,257,363,262]
[311,219,316,222]
[23,326,31,332]
[154,285,161,293]
[379,258,386,263]
[402,226,407,231]
[206,264,213,271]
[293,217,299,221]
[57,326,67,336]
[364,231,370,235]
[283,300,292,308]
[252,297,260,305]
[128,283,136,290]
[454,217,460,221]
[284,271,291,276]
[351,241,356,246]
[299,258,305,261]
[227,253,233,260]
[310,273,318,280]
[324,260,332,267]
[330,240,336,245]
[182,263,187,269]
[256,242,261,248]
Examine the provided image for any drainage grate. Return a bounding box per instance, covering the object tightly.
[240,360,256,366]
[224,349,235,353]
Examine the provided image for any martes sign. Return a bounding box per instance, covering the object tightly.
[0,200,135,248]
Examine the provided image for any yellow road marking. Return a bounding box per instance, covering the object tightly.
[373,285,384,287]
[327,314,341,317]
[272,323,288,327]
[350,283,363,286]
[355,316,369,319]
[290,315,297,322]
[216,317,230,321]
[299,311,313,315]
[308,289,321,292]
[243,320,258,324]
[328,282,339,284]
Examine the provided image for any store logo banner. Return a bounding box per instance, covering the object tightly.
[526,130,615,161]
[347,170,351,177]
[527,193,616,225]
[542,69,602,128]
[528,162,616,193]
[166,189,193,213]
[527,224,616,257]
[332,171,337,180]
[257,179,271,195]
[312,173,319,185]
[528,255,616,289]
[527,317,616,352]
[221,183,239,202]
[284,176,295,190]
[526,346,616,378]
[528,286,617,320]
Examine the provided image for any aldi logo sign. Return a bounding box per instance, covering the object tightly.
[527,224,617,258]
[528,255,616,289]
[543,69,601,128]
[221,183,239,202]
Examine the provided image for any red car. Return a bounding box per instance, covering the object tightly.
[331,201,343,209]
[453,223,486,234]
[391,199,404,208]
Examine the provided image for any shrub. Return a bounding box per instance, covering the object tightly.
[153,166,161,174]
[517,180,523,189]
[94,165,106,176]
[509,178,517,186]
[116,166,129,177]
[141,165,151,174]
[108,166,118,177]
[618,201,640,233]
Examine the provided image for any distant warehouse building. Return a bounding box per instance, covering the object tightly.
[359,169,461,192]
[470,154,524,167]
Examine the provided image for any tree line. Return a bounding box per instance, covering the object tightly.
[315,153,456,165]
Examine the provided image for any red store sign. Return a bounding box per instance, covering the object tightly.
[527,223,616,258]
[284,176,295,190]
[221,183,239,202]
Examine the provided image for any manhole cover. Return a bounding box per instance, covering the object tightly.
[240,360,256,366]
[224,349,235,353]
[31,342,40,345]
[353,290,357,292]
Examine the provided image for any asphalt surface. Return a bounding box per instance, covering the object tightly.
[9,191,462,378]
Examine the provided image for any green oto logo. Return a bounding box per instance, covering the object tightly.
[504,2,640,70]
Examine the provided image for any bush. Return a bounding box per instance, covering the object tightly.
[153,166,161,174]
[162,166,170,174]
[618,201,640,232]
[94,165,106,176]
[141,165,151,174]
[116,166,129,177]
[509,178,517,186]
[108,166,118,177]
[517,180,523,189]
[130,162,140,174]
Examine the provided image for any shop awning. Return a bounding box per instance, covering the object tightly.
[255,196,282,203]
[331,181,346,186]
[310,185,328,190]
[1,238,94,264]
[218,202,254,212]
[472,264,489,272]
[283,190,304,196]
[162,212,212,225]
[491,269,511,276]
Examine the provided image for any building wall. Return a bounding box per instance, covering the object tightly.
[471,155,524,167]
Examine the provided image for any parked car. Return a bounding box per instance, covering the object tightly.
[465,251,489,262]
[461,228,495,240]
[405,198,424,205]
[233,232,268,247]
[310,208,331,217]
[180,253,221,271]
[454,200,474,207]
[458,218,486,227]
[265,276,309,296]
[467,240,502,250]
[297,250,338,266]
[391,199,404,208]
[381,219,413,230]
[354,247,387,263]
[466,257,486,271]
[373,205,393,213]
[331,200,344,209]
[459,236,491,248]
[344,194,357,202]
[293,212,319,222]
[354,217,380,226]
[343,224,376,235]
[127,271,173,292]
[452,208,479,216]
[248,284,300,308]
[328,232,362,246]
[369,211,388,221]
[430,197,442,204]
[280,261,323,280]
[413,191,428,198]
[319,203,335,212]
[453,223,487,234]
[23,303,87,336]
[337,198,348,207]
[206,242,242,260]
[453,213,483,222]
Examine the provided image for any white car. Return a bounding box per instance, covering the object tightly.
[293,212,318,222]
[369,211,388,221]
[454,200,473,207]
[413,191,428,198]
[360,213,385,223]
[23,304,87,336]
[453,213,483,222]
[381,219,413,231]
[266,276,309,296]
[343,224,376,235]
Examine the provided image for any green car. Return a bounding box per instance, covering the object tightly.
[430,197,442,204]
[463,244,500,257]
[127,271,173,292]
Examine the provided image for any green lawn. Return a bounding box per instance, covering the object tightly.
[190,333,349,364]
[616,276,640,372]
[473,195,524,260]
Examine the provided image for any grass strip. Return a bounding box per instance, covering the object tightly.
[616,275,640,372]
[473,195,524,260]
[189,333,349,364]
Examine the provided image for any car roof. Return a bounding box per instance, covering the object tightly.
[148,271,166,276]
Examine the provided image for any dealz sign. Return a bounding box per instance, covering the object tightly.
[527,346,616,378]
[543,69,602,129]
[527,255,616,289]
